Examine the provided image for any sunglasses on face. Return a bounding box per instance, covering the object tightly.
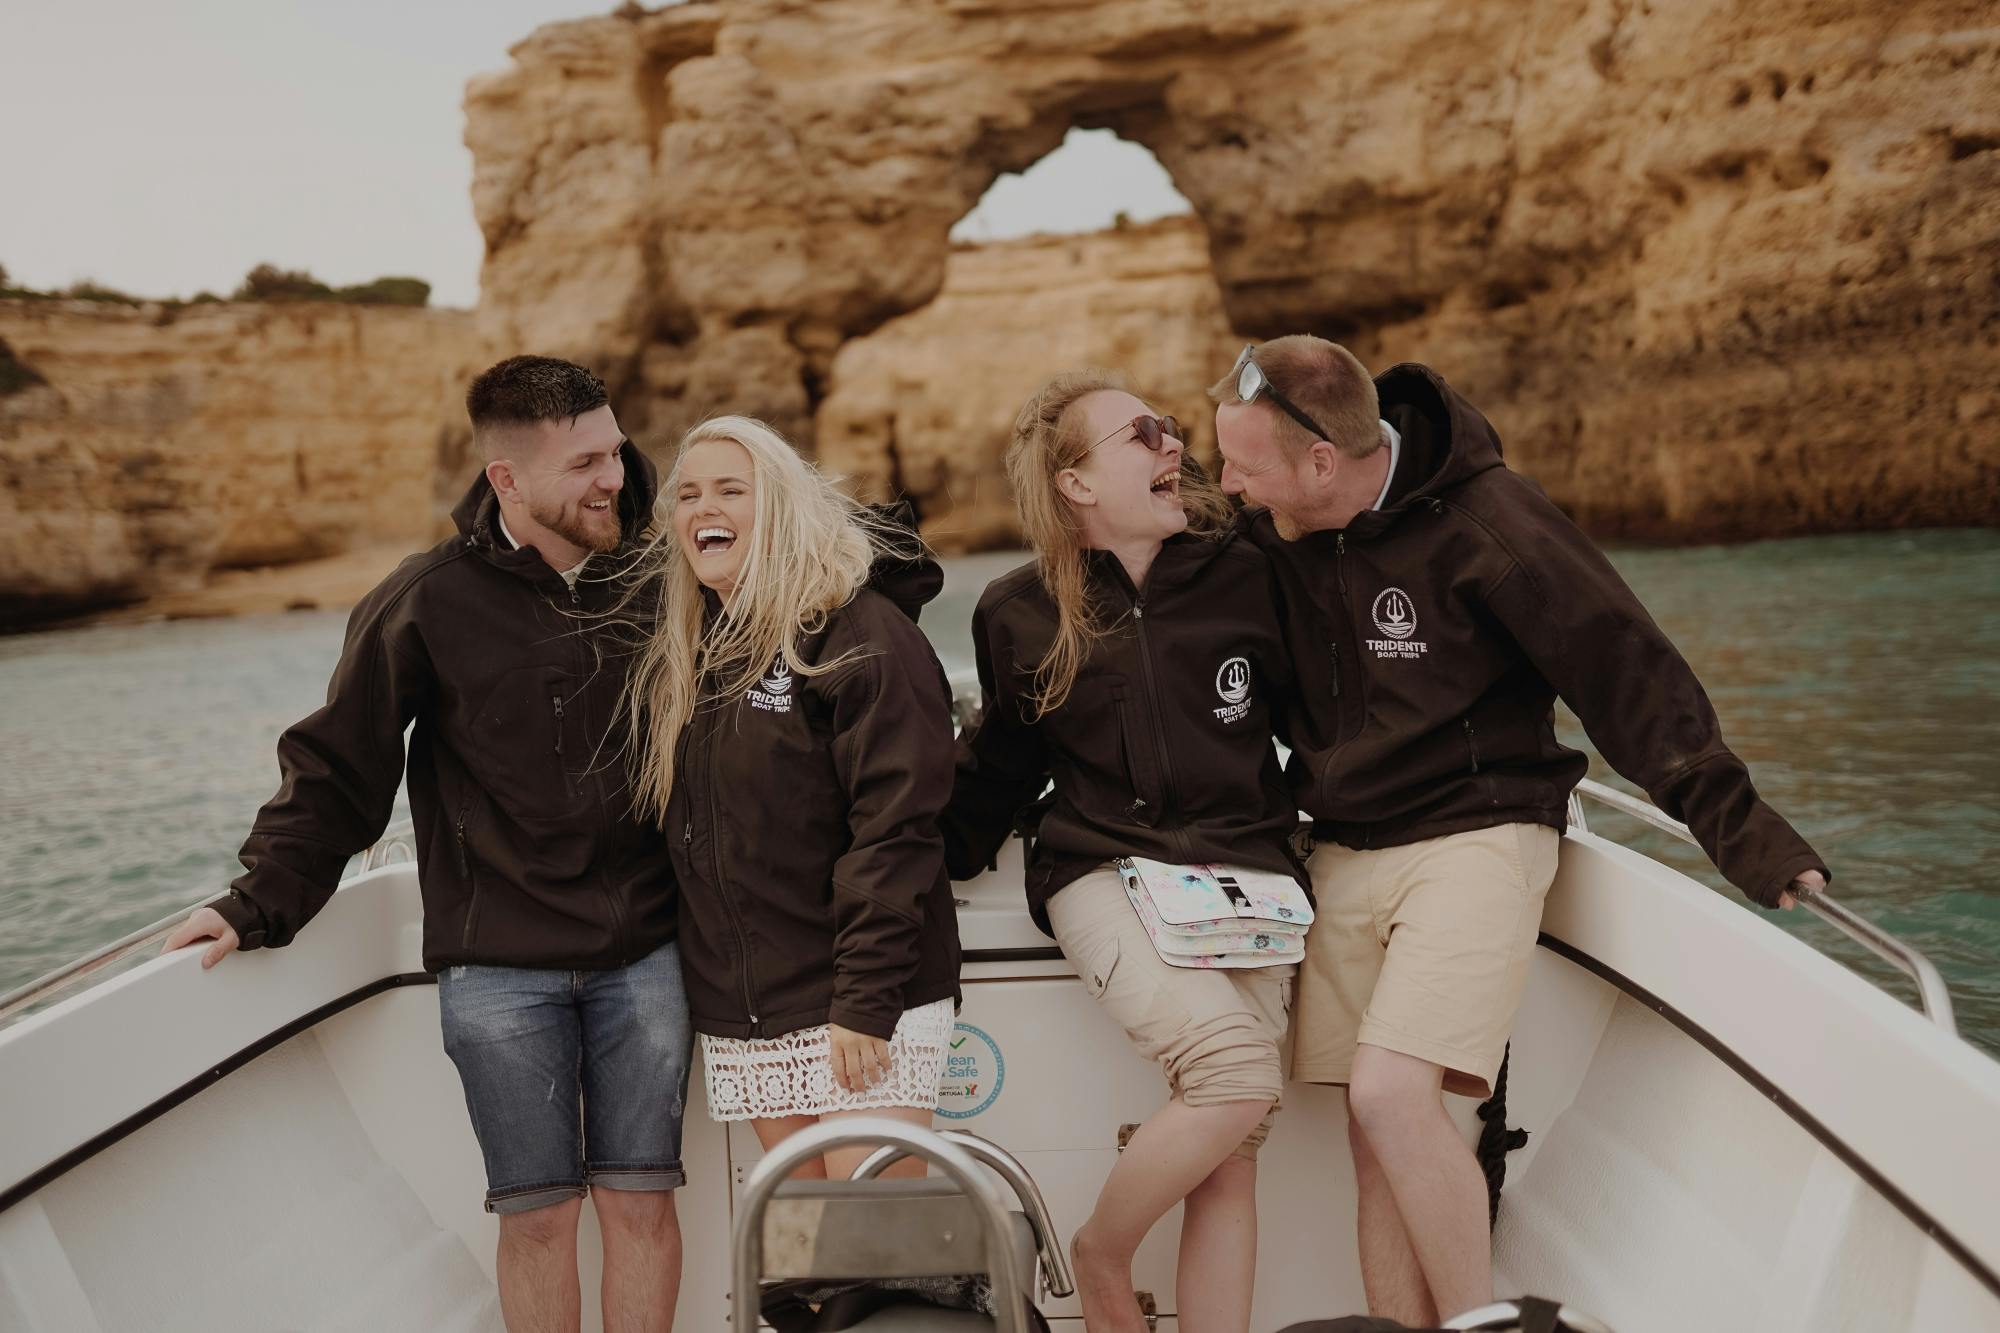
[1231,344,1334,443]
[1076,414,1183,462]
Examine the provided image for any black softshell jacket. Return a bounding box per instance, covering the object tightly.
[942,533,1305,936]
[212,444,678,968]
[666,563,963,1042]
[1252,363,1827,908]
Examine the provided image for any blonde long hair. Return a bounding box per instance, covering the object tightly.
[622,415,914,824]
[1005,370,1234,717]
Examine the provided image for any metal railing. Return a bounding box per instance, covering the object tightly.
[852,1128,1077,1299]
[357,820,417,873]
[734,1119,1032,1333]
[0,904,206,1029]
[0,820,421,1031]
[8,785,1959,1044]
[1569,778,1957,1034]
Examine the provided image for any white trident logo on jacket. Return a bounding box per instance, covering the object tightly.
[1373,588,1418,640]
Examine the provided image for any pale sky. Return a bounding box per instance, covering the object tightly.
[0,1,1190,309]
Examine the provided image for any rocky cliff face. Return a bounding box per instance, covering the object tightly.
[8,0,1994,628]
[816,218,1239,552]
[0,302,494,626]
[468,0,1998,543]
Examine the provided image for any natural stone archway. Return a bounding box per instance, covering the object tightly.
[463,0,2000,543]
[815,215,1240,551]
[814,126,1232,553]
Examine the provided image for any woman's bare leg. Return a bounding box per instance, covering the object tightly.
[819,1104,935,1180]
[1175,1153,1259,1333]
[750,1114,827,1180]
[1071,1097,1271,1333]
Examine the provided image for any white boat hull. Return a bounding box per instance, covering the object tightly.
[4,830,1997,1332]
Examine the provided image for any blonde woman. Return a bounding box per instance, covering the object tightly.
[942,372,1304,1333]
[624,415,962,1181]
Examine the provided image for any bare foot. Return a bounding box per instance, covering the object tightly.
[1070,1228,1146,1333]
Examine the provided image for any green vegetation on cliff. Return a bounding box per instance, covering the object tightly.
[0,261,429,308]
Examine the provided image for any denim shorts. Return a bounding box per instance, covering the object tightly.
[438,940,692,1214]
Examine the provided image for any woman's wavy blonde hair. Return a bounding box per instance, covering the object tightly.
[620,414,916,824]
[1006,369,1233,717]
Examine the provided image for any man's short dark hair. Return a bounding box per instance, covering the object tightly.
[466,356,608,435]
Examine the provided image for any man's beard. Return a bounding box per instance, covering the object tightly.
[532,496,623,554]
[1269,506,1307,542]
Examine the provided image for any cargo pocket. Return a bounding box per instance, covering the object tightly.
[1077,936,1121,1002]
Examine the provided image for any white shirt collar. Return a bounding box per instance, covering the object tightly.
[1369,419,1402,512]
[496,510,587,587]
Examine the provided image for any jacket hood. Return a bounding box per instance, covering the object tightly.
[1370,363,1506,514]
[863,500,944,623]
[449,438,660,552]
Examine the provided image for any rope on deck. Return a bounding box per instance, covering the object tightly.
[1474,1041,1530,1229]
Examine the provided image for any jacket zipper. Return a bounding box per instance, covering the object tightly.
[1463,717,1482,773]
[1328,534,1358,815]
[1334,533,1353,709]
[552,693,575,799]
[456,808,481,948]
[700,697,762,1030]
[1129,598,1196,864]
[1112,690,1148,818]
[567,573,630,961]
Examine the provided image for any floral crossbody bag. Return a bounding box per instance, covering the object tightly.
[1115,857,1313,970]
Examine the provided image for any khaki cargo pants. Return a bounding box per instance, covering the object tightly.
[1048,866,1295,1157]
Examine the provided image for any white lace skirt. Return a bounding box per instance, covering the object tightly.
[700,999,956,1121]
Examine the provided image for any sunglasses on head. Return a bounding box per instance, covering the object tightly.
[1231,344,1334,443]
[1076,414,1183,462]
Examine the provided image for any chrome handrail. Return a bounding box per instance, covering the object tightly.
[1570,778,1957,1034]
[852,1129,1077,1298]
[0,821,420,1030]
[359,819,417,873]
[0,903,204,1028]
[734,1118,1029,1333]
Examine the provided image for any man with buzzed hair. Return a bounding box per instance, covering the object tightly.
[165,355,691,1332]
[1210,337,1827,1323]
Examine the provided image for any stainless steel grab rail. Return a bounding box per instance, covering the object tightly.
[1569,778,1957,1034]
[0,820,420,1030]
[852,1129,1077,1299]
[0,904,202,1027]
[735,1119,1030,1333]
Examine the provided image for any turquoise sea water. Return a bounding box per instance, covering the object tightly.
[2,530,1995,1056]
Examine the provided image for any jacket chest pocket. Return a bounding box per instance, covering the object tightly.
[1059,677,1164,826]
[470,666,591,821]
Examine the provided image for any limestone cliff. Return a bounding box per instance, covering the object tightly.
[0,302,495,626]
[816,217,1238,552]
[469,0,1999,543]
[8,0,1996,628]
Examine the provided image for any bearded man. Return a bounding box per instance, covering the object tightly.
[165,356,690,1333]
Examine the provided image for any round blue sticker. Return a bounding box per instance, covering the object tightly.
[935,1021,1004,1119]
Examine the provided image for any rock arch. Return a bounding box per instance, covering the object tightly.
[464,0,2000,542]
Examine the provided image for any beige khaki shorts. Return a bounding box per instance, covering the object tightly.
[1048,867,1295,1158]
[1293,823,1560,1099]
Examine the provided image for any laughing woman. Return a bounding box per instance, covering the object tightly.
[623,415,962,1181]
[943,372,1305,1333]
